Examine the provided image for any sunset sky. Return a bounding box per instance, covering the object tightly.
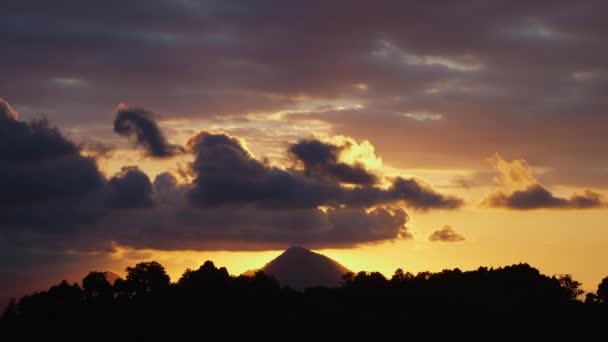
[2,0,608,304]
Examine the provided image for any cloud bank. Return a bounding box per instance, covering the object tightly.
[485,185,605,210]
[0,100,461,254]
[483,154,606,210]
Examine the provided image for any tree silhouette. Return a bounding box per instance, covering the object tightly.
[233,270,280,291]
[2,260,608,337]
[342,271,387,289]
[390,268,414,285]
[112,278,131,299]
[597,276,608,303]
[17,280,82,321]
[558,274,584,300]
[585,293,598,304]
[178,260,230,292]
[1,299,17,323]
[83,271,113,301]
[125,261,170,297]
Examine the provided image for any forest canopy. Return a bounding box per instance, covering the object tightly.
[2,261,608,337]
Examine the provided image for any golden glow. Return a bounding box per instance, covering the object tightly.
[79,114,608,295]
[319,207,608,292]
[326,135,383,171]
[109,245,283,281]
[97,203,608,293]
[93,148,191,182]
[489,153,536,190]
[353,83,369,91]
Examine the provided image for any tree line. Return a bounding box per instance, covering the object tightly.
[2,261,608,337]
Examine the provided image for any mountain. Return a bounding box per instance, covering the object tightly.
[104,271,122,285]
[246,246,350,289]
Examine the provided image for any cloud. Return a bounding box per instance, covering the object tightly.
[449,171,496,189]
[428,225,465,242]
[113,104,184,158]
[482,153,606,210]
[101,177,411,250]
[489,153,536,190]
[484,184,605,210]
[0,104,106,229]
[80,140,115,159]
[105,166,155,209]
[0,98,19,120]
[0,100,461,254]
[288,139,378,185]
[386,178,462,210]
[483,155,606,210]
[187,131,462,210]
[0,98,458,287]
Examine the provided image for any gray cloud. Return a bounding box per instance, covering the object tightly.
[386,178,462,210]
[114,105,184,158]
[428,225,465,242]
[105,166,155,209]
[187,131,462,210]
[101,172,411,250]
[288,139,377,185]
[484,184,605,210]
[0,101,459,254]
[0,101,106,229]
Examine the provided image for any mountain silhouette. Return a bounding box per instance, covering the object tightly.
[245,246,350,289]
[104,271,121,285]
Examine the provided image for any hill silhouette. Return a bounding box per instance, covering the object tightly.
[244,246,350,289]
[103,271,121,285]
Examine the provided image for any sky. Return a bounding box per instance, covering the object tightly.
[2,0,608,304]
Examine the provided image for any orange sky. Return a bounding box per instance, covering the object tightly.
[89,140,608,293]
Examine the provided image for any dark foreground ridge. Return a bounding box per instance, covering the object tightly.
[2,255,608,337]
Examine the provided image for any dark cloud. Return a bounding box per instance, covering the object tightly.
[484,184,605,210]
[123,172,412,250]
[0,100,459,254]
[114,105,184,158]
[0,103,106,229]
[288,139,377,185]
[50,127,458,250]
[187,131,310,208]
[0,98,19,120]
[0,118,80,162]
[428,225,465,242]
[387,178,462,210]
[187,131,462,210]
[105,166,155,209]
[103,178,411,250]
